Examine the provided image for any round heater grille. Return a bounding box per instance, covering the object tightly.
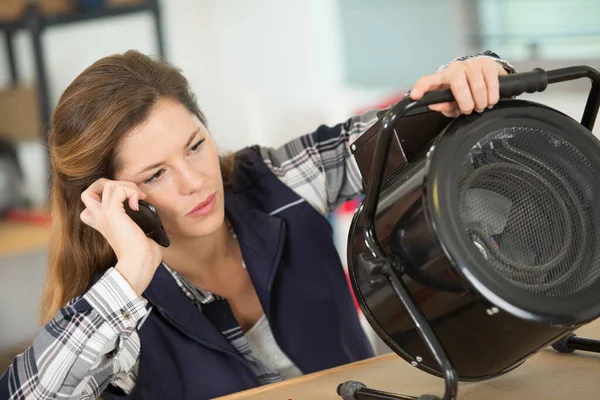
[458,126,600,297]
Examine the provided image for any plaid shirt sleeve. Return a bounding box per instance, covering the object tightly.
[437,50,516,74]
[258,51,516,215]
[0,267,148,399]
[257,109,380,216]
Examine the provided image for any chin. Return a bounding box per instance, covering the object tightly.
[178,205,225,238]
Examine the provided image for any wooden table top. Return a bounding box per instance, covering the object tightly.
[217,319,600,400]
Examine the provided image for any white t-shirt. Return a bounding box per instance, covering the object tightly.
[244,314,303,379]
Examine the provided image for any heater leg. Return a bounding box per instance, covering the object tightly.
[337,380,442,399]
[337,267,457,400]
[552,333,600,354]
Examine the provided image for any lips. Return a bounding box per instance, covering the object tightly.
[186,193,216,217]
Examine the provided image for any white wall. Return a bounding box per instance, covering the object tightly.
[166,0,352,150]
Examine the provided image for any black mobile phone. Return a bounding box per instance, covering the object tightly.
[124,199,170,247]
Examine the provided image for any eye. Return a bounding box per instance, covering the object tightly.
[190,138,205,153]
[144,169,165,185]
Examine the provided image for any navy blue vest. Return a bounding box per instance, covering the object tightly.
[103,147,373,399]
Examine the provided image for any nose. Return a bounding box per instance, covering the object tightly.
[177,163,203,195]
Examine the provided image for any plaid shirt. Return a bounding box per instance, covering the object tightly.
[1,52,515,399]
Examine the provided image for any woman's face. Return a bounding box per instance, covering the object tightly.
[115,97,225,239]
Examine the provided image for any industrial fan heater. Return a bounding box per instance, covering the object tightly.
[338,66,600,400]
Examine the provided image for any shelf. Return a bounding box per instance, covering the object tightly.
[0,0,165,149]
[0,3,157,32]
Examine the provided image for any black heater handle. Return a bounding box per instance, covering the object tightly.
[416,65,600,129]
[418,68,548,106]
[498,68,548,98]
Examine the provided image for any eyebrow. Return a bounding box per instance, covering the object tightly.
[135,128,200,176]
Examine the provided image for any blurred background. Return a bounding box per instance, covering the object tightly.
[1,0,599,371]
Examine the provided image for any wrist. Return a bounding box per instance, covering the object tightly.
[115,256,153,296]
[83,267,148,332]
[494,58,517,76]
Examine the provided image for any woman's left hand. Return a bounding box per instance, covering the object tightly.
[409,57,510,118]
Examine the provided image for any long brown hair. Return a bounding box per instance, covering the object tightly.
[41,50,236,324]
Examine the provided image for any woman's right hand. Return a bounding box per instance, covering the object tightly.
[80,178,162,295]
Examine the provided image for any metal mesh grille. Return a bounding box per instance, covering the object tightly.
[458,126,600,297]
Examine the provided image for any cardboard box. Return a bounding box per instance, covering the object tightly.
[39,0,72,15]
[0,0,148,20]
[0,0,25,19]
[107,0,147,6]
[0,85,42,142]
[0,0,72,20]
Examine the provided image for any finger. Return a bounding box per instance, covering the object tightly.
[129,191,140,211]
[80,208,97,230]
[442,109,461,118]
[113,180,147,202]
[449,70,474,115]
[429,102,458,113]
[86,178,110,199]
[81,185,102,203]
[81,189,102,214]
[465,65,488,112]
[108,184,140,210]
[102,182,115,209]
[463,65,486,112]
[482,61,500,108]
[115,181,147,197]
[410,73,445,100]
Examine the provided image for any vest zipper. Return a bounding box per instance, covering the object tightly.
[155,306,261,386]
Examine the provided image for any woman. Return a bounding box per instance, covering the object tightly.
[1,50,514,399]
